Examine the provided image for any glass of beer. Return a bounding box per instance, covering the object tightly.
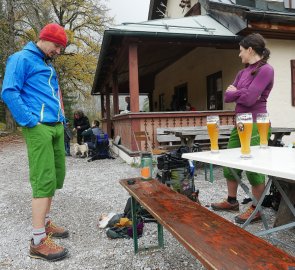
[257,113,270,148]
[236,113,253,158]
[207,115,219,153]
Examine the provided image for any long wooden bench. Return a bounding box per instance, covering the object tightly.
[120,178,295,270]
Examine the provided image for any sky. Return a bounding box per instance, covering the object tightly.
[106,0,151,25]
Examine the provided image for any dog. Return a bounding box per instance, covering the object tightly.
[73,143,89,158]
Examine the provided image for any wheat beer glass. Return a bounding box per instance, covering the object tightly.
[257,113,270,148]
[236,113,253,158]
[207,115,220,153]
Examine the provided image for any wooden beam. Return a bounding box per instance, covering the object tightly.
[112,71,119,115]
[101,93,105,119]
[105,87,112,136]
[129,43,139,112]
[248,21,295,32]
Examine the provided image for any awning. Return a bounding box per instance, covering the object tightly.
[92,15,239,95]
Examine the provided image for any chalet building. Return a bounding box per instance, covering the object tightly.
[92,0,295,161]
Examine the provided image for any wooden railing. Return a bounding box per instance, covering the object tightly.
[102,111,235,154]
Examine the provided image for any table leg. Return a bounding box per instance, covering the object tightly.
[242,179,272,230]
[131,196,138,254]
[228,168,257,204]
[229,168,269,229]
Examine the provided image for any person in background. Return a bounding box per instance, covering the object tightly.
[1,23,69,261]
[125,96,130,111]
[185,102,196,111]
[64,118,73,156]
[82,120,103,149]
[73,110,90,144]
[211,33,274,224]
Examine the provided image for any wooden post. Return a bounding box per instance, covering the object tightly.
[112,72,119,115]
[105,88,112,137]
[101,94,105,119]
[128,43,139,112]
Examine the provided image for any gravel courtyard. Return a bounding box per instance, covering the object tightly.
[0,134,294,270]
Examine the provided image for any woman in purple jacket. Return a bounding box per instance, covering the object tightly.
[211,33,274,224]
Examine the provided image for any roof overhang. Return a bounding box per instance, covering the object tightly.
[91,15,240,95]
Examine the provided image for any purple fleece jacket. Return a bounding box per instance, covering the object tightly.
[224,62,274,122]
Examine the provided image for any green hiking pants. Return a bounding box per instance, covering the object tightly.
[22,123,66,198]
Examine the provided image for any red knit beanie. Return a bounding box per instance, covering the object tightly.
[39,23,67,48]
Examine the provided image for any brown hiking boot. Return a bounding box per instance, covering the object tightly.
[211,199,239,212]
[29,234,68,261]
[235,206,261,224]
[45,221,69,238]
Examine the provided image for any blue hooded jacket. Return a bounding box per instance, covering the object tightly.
[1,41,65,127]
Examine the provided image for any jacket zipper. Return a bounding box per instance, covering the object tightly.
[46,62,62,122]
[40,103,45,122]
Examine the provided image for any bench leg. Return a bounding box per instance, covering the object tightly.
[131,196,138,254]
[131,196,164,253]
[157,222,164,248]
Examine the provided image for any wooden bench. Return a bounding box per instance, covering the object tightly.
[120,178,295,270]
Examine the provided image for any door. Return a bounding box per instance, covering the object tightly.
[174,83,188,111]
[207,71,223,110]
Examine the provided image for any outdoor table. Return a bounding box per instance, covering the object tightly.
[269,127,295,146]
[163,125,233,150]
[182,146,295,243]
[163,126,295,149]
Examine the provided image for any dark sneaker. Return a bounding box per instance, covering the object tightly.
[211,200,239,212]
[235,206,261,224]
[29,234,68,261]
[46,221,69,238]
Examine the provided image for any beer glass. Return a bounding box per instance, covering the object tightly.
[256,113,270,148]
[236,113,253,158]
[207,115,219,153]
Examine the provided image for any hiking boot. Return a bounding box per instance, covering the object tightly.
[29,234,68,261]
[45,221,69,238]
[211,200,239,212]
[235,206,261,224]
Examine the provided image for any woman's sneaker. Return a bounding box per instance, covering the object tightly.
[45,220,69,238]
[211,200,239,211]
[235,206,261,224]
[29,234,68,261]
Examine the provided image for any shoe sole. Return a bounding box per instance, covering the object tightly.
[48,233,69,239]
[211,206,239,212]
[235,217,262,225]
[29,252,68,262]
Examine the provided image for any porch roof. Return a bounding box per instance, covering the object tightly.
[109,15,235,36]
[92,15,239,95]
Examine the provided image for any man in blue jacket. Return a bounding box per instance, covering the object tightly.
[2,23,69,261]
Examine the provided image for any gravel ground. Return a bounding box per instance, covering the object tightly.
[0,134,294,270]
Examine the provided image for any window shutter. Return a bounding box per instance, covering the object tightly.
[291,60,295,106]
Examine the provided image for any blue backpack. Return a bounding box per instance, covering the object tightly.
[88,132,113,161]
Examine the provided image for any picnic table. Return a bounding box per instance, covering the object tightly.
[182,146,295,242]
[162,125,232,150]
[161,126,295,149]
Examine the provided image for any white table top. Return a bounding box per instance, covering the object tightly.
[182,146,295,181]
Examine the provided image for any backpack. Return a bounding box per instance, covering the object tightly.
[88,132,114,161]
[123,197,156,223]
